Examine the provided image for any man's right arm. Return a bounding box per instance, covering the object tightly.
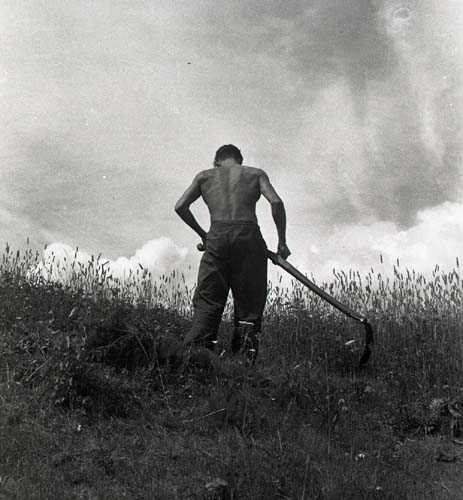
[258,171,291,259]
[174,172,207,244]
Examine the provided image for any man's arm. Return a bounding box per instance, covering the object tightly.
[174,173,207,244]
[258,171,291,259]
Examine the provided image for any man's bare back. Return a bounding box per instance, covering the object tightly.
[175,151,290,259]
[198,163,262,223]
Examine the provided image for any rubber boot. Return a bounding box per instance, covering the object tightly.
[231,321,259,365]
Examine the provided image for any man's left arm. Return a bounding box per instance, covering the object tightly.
[174,173,207,244]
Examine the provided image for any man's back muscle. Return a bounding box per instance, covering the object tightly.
[199,166,262,222]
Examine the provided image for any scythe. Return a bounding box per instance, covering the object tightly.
[267,251,373,368]
[196,242,373,367]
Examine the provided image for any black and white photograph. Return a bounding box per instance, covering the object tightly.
[0,1,462,498]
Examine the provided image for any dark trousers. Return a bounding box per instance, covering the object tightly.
[184,221,267,361]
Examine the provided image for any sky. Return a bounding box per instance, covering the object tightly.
[1,0,462,281]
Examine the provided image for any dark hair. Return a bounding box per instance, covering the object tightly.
[214,144,243,166]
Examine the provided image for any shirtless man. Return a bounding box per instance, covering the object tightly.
[174,144,290,361]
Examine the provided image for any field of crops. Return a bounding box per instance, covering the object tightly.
[1,245,462,499]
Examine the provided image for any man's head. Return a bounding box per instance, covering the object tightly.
[213,144,243,167]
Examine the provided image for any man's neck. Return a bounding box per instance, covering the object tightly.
[217,159,240,168]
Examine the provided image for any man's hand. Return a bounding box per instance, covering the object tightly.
[277,242,291,260]
[196,233,207,252]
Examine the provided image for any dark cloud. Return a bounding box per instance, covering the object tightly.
[286,0,461,226]
[200,0,462,227]
[306,1,460,226]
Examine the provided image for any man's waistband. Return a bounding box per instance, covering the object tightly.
[210,220,258,227]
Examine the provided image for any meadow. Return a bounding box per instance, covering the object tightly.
[0,245,462,499]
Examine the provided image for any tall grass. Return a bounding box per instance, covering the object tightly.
[3,243,462,387]
[1,243,462,499]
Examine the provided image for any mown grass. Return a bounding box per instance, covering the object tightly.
[1,245,462,499]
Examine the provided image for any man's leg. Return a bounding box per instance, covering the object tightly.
[183,236,230,350]
[230,225,267,362]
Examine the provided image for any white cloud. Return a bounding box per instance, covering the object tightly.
[29,202,463,295]
[109,238,188,277]
[304,201,463,281]
[32,237,188,283]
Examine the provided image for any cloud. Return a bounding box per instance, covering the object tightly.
[199,0,462,226]
[295,0,462,226]
[304,201,463,281]
[33,237,188,283]
[30,202,463,291]
[109,238,188,278]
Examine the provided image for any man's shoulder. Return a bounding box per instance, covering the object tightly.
[195,166,266,180]
[194,168,215,181]
[242,165,266,177]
